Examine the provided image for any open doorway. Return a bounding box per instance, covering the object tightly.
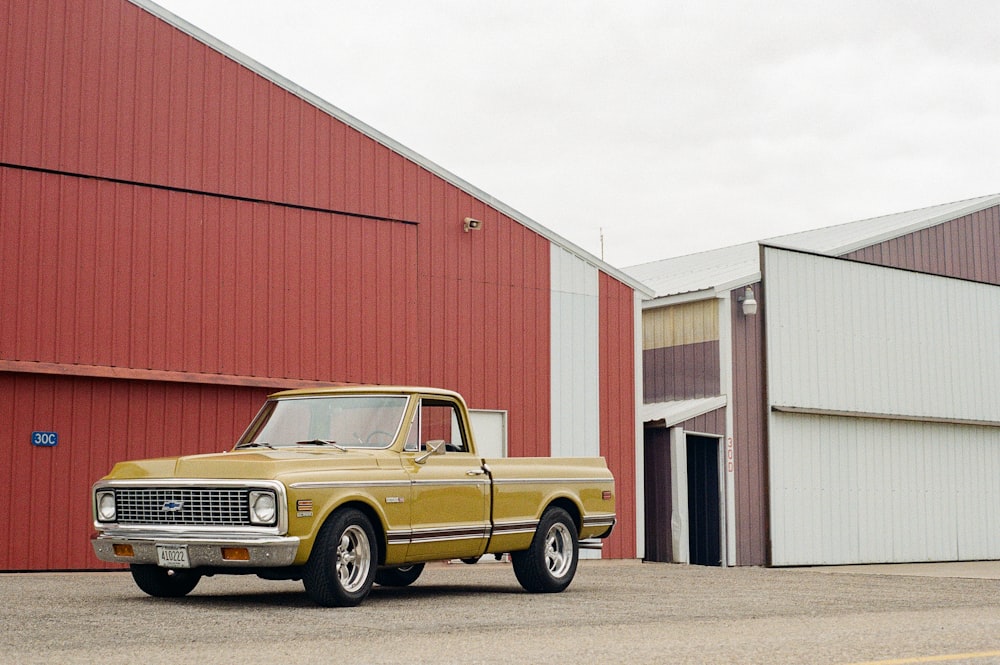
[687,435,722,566]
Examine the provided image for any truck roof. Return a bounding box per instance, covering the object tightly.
[267,385,465,401]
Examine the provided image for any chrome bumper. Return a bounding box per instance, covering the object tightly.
[91,531,301,568]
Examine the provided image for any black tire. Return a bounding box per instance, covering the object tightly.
[375,563,425,587]
[303,508,378,607]
[130,564,201,598]
[510,507,579,593]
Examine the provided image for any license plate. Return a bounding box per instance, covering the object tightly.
[155,544,191,569]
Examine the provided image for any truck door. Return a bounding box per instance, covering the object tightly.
[401,397,490,561]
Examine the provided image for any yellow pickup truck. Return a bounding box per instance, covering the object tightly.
[91,386,616,606]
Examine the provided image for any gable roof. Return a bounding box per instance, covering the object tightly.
[626,193,1000,299]
[132,0,652,296]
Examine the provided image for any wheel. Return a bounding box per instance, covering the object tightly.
[303,508,378,607]
[510,507,579,593]
[130,564,201,598]
[375,563,425,587]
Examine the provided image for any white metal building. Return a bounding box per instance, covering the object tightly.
[627,194,1000,566]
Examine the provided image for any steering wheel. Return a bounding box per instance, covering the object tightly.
[365,430,394,446]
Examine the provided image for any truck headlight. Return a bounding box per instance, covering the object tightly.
[96,490,117,522]
[249,490,277,525]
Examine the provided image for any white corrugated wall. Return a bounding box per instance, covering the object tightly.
[550,245,600,458]
[764,246,1000,565]
[765,247,1000,422]
[770,413,1000,565]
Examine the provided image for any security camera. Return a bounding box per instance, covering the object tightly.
[464,217,483,232]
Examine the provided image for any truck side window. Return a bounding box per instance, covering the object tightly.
[419,399,468,453]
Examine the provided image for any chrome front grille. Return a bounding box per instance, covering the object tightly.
[115,487,251,526]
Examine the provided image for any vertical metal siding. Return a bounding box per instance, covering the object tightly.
[844,205,1000,286]
[730,282,769,566]
[678,407,726,435]
[599,272,637,558]
[550,246,600,458]
[765,247,1000,422]
[0,166,420,384]
[642,301,720,402]
[770,413,1000,565]
[0,0,484,226]
[0,373,271,571]
[764,246,1000,565]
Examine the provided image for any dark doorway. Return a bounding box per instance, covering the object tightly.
[687,435,721,566]
[642,427,672,563]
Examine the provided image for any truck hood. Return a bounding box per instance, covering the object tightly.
[106,448,391,481]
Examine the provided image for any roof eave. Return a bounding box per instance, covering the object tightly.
[130,0,653,297]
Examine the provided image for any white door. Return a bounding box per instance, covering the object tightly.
[468,410,507,459]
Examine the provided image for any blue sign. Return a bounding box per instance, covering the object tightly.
[32,431,58,447]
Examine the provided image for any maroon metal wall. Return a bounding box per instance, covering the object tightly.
[844,205,1000,286]
[730,283,769,566]
[0,0,643,569]
[642,341,721,403]
[0,166,419,383]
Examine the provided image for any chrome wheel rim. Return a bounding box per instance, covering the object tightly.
[336,525,371,592]
[544,522,574,579]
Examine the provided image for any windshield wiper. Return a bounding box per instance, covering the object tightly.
[296,439,348,451]
[235,442,275,450]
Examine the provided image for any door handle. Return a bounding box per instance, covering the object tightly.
[466,468,487,476]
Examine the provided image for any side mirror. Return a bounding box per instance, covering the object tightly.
[414,440,446,464]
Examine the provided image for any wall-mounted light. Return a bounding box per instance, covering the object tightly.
[738,285,758,316]
[464,217,483,232]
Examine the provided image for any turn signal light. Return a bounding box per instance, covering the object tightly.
[113,544,134,557]
[221,547,250,561]
[602,491,613,501]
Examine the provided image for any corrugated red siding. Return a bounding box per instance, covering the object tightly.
[599,273,636,558]
[1,0,409,220]
[843,205,1000,285]
[0,0,636,569]
[730,283,769,566]
[0,166,420,383]
[0,373,271,570]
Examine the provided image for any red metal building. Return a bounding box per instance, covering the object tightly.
[0,0,650,570]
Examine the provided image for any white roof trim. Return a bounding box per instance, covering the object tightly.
[129,0,653,297]
[641,396,727,428]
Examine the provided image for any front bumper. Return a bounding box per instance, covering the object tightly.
[92,531,300,568]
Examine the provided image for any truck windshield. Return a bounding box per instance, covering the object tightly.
[237,395,408,449]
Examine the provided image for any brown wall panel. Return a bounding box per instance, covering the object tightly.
[642,426,672,562]
[679,406,726,436]
[730,283,769,566]
[643,340,720,403]
[844,205,1000,285]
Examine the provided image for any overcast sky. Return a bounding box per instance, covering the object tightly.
[152,0,1000,269]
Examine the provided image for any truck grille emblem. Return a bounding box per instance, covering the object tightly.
[162,500,184,512]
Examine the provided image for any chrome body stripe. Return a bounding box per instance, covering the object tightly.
[583,514,617,527]
[386,524,491,545]
[491,477,612,485]
[288,480,410,489]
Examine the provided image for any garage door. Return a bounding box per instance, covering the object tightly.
[770,411,1000,565]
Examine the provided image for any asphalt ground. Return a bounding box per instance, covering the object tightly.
[2,560,1000,665]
